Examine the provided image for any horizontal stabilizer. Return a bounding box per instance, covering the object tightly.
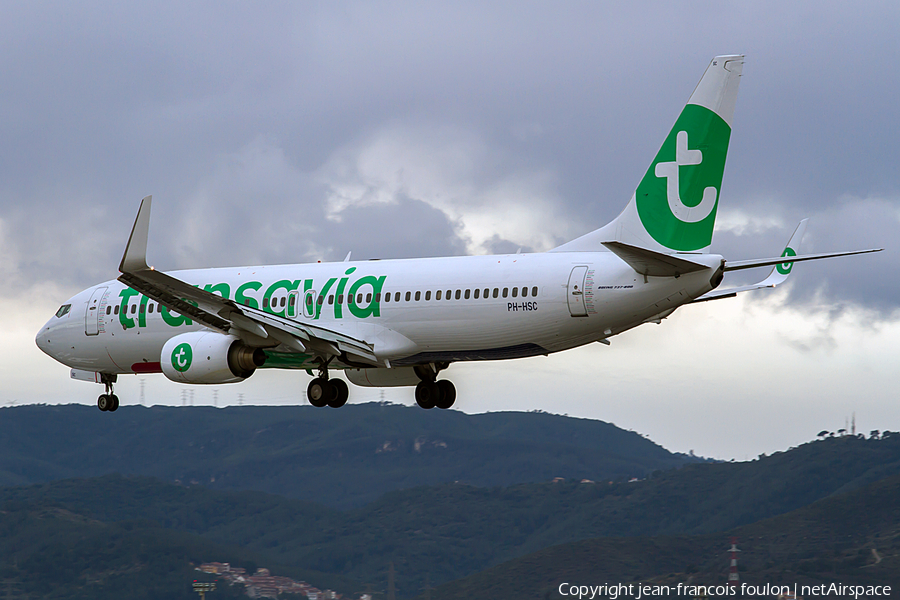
[724,248,881,272]
[602,241,710,277]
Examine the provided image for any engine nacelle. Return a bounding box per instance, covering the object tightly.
[345,367,422,387]
[161,332,266,384]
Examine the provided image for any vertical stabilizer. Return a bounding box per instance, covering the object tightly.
[553,55,744,254]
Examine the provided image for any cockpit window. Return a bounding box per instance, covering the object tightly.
[55,304,72,318]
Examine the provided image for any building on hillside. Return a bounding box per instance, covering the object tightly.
[200,562,230,574]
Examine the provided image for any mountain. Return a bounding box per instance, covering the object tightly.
[1,433,898,598]
[426,471,900,599]
[0,403,693,508]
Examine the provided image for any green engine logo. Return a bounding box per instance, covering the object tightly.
[171,343,193,372]
[777,247,797,275]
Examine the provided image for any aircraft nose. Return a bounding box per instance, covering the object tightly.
[35,322,52,355]
[35,317,59,357]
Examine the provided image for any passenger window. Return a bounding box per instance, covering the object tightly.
[502,288,508,298]
[395,292,401,302]
[281,297,286,308]
[532,286,538,296]
[485,288,490,298]
[328,295,335,305]
[317,296,324,306]
[425,291,432,301]
[263,298,269,309]
[338,294,344,304]
[131,305,137,314]
[445,289,450,300]
[512,287,518,298]
[364,293,370,303]
[435,290,441,300]
[455,290,460,300]
[474,289,480,299]
[114,305,120,315]
[464,289,470,299]
[522,287,528,297]
[415,291,421,301]
[375,293,381,302]
[492,288,499,299]
[406,291,411,301]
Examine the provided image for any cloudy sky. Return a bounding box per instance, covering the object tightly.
[3,1,898,459]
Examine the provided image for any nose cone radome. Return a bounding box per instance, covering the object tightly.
[35,319,55,357]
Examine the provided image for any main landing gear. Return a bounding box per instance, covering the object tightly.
[307,361,349,408]
[97,376,119,412]
[306,362,456,410]
[414,379,456,410]
[413,364,456,410]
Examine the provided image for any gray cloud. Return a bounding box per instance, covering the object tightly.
[5,1,900,458]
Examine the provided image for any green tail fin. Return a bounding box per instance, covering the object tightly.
[553,55,743,254]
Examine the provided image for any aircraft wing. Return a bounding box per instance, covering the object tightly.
[117,196,380,366]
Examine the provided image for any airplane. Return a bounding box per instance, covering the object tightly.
[35,55,880,413]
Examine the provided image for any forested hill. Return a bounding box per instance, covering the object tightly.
[426,470,900,600]
[0,403,694,508]
[2,433,900,599]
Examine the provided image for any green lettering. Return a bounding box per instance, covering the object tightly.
[138,295,149,328]
[160,303,193,327]
[118,288,139,329]
[314,278,337,320]
[236,281,262,309]
[204,282,231,298]
[334,275,352,320]
[348,275,386,318]
[264,280,301,316]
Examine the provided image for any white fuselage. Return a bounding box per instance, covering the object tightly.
[36,251,722,376]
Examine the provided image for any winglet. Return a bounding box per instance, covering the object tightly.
[119,196,152,274]
[755,218,808,287]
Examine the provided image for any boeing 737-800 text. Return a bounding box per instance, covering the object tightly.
[36,55,880,412]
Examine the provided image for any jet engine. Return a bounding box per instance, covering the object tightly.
[161,332,266,384]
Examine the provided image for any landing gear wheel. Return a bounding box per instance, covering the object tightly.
[435,380,456,409]
[307,377,334,408]
[108,394,120,412]
[415,381,439,409]
[98,394,110,412]
[328,379,349,408]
